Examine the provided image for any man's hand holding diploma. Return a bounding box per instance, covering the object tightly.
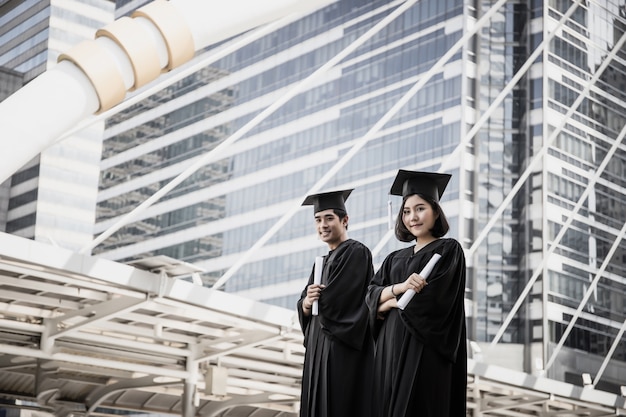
[302,256,325,316]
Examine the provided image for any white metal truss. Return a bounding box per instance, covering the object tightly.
[490,115,626,350]
[82,1,339,254]
[210,0,423,289]
[85,0,510,289]
[488,24,626,360]
[213,0,511,288]
[0,231,625,417]
[545,210,626,373]
[87,0,421,265]
[0,232,305,417]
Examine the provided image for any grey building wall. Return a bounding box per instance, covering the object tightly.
[0,66,23,231]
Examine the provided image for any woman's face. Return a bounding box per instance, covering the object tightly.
[402,194,438,240]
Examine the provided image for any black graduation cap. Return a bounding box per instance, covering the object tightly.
[389,170,451,202]
[302,189,353,214]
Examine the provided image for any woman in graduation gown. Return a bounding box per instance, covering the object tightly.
[366,170,467,417]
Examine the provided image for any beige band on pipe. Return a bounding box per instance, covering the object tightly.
[96,16,162,90]
[58,41,127,113]
[133,0,196,71]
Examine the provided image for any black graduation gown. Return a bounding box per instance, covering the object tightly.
[366,238,467,417]
[297,239,375,417]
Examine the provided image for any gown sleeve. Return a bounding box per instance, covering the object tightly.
[319,241,374,350]
[400,239,466,362]
[365,250,399,340]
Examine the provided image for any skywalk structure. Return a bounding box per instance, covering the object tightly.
[1,0,626,416]
[0,232,624,416]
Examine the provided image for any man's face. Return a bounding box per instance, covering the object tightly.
[314,209,347,249]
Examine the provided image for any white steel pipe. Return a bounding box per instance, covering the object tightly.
[0,0,333,184]
[0,62,100,179]
[169,0,331,49]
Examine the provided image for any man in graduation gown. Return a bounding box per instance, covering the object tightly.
[297,189,375,417]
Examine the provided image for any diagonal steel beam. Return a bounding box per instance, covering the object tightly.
[195,334,284,363]
[545,218,626,372]
[592,317,626,387]
[0,343,190,379]
[44,296,146,341]
[197,392,291,417]
[0,0,333,185]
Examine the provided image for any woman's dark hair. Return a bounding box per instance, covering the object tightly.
[395,194,449,242]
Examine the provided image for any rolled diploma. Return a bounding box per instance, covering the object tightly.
[397,253,442,310]
[312,256,323,315]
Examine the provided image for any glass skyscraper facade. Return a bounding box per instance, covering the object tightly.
[0,66,23,232]
[537,0,626,390]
